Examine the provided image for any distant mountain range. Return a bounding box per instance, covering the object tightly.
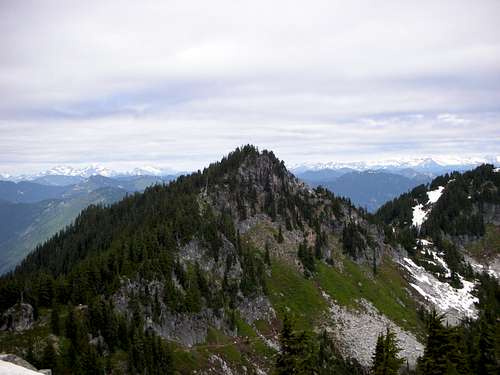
[0,164,180,184]
[1,147,498,374]
[1,157,497,271]
[294,156,499,212]
[290,155,499,175]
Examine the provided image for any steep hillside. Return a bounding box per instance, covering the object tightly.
[0,148,497,374]
[376,164,500,322]
[0,188,127,274]
[0,175,172,274]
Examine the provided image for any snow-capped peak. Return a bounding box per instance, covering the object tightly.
[44,164,115,178]
[127,166,164,176]
[290,155,499,173]
[0,164,179,182]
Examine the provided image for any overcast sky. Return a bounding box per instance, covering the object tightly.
[1,0,499,173]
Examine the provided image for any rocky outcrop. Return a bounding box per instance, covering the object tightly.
[237,295,276,325]
[321,293,424,369]
[113,277,235,347]
[483,203,500,225]
[0,303,34,332]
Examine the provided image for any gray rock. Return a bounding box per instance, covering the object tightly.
[0,303,34,332]
[321,293,424,369]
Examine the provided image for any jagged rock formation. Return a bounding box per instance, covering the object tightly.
[0,303,34,332]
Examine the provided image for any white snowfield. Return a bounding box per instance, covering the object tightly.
[412,204,427,227]
[412,186,444,228]
[0,360,43,374]
[401,257,478,323]
[427,186,444,204]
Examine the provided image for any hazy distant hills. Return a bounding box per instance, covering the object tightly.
[0,174,175,274]
[0,181,68,203]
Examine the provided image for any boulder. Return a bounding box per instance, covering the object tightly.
[0,303,34,332]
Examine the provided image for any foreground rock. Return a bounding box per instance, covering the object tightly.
[0,354,51,374]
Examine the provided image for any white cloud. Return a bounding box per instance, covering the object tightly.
[0,0,499,171]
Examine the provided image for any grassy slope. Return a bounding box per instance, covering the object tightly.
[267,259,327,330]
[317,258,424,335]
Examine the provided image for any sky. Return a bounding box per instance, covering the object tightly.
[1,0,499,174]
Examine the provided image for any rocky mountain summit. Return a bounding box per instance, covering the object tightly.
[0,146,498,374]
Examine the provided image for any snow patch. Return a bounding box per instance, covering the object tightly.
[401,258,478,322]
[417,239,433,246]
[427,186,444,204]
[412,204,428,227]
[411,186,444,228]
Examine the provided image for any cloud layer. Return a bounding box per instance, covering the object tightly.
[1,0,499,172]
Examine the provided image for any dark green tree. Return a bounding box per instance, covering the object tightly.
[372,328,404,375]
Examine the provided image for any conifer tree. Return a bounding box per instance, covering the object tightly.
[50,305,60,335]
[372,328,404,375]
[418,311,452,375]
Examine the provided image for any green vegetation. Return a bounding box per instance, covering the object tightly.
[274,315,365,374]
[267,259,326,330]
[372,328,404,375]
[317,258,424,334]
[466,224,500,258]
[0,147,497,374]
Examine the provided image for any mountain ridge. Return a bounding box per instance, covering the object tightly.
[0,146,498,374]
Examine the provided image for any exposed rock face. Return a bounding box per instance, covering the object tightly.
[146,308,232,347]
[0,303,34,332]
[179,238,241,281]
[237,295,276,325]
[113,276,277,348]
[113,277,233,347]
[483,202,500,225]
[321,293,424,369]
